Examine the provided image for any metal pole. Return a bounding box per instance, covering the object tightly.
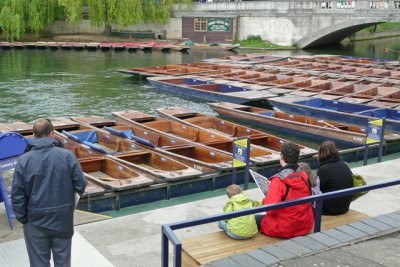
[313,200,323,233]
[244,137,251,190]
[174,243,182,267]
[363,144,369,166]
[161,228,169,267]
[378,119,385,163]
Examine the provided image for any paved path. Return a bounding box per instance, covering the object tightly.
[0,158,400,266]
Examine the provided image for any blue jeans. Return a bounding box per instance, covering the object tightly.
[218,221,251,240]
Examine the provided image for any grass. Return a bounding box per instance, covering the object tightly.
[358,22,400,33]
[235,35,295,49]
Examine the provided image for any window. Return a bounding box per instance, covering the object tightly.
[194,18,207,32]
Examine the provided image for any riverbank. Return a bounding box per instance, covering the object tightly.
[349,29,400,42]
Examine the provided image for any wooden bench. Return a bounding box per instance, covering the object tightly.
[181,209,369,266]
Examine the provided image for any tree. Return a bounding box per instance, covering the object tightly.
[0,0,192,40]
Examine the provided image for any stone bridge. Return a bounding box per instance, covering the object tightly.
[173,0,400,48]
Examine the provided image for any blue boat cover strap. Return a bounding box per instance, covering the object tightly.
[82,141,110,155]
[129,135,156,148]
[104,127,155,148]
[105,127,133,139]
[0,132,29,160]
[260,112,274,117]
[62,130,98,143]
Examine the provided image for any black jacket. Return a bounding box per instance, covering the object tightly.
[11,137,87,237]
[317,157,353,215]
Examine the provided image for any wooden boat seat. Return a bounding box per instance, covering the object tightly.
[87,171,117,181]
[182,209,369,266]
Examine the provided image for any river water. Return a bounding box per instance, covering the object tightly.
[0,37,399,147]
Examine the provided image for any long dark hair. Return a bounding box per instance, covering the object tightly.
[318,140,339,162]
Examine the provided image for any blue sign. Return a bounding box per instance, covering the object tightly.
[0,156,19,229]
[0,132,28,229]
[233,138,249,168]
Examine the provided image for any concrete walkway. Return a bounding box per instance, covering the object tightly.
[1,158,400,266]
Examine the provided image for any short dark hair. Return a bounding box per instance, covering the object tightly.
[318,140,339,162]
[33,118,54,138]
[281,142,300,164]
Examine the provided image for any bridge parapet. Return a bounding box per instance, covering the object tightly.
[176,0,400,12]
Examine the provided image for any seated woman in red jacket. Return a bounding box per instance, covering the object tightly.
[258,142,314,238]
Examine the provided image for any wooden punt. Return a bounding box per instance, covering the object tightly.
[83,179,106,197]
[79,115,232,172]
[58,122,203,181]
[0,42,12,49]
[315,82,382,100]
[99,42,112,51]
[147,41,171,52]
[112,110,281,165]
[268,97,400,134]
[147,76,277,104]
[289,80,361,97]
[132,43,153,51]
[118,64,217,77]
[12,42,25,49]
[338,85,400,105]
[87,42,100,50]
[0,118,81,135]
[170,45,190,52]
[53,133,153,191]
[47,42,61,49]
[368,90,400,108]
[111,42,125,51]
[35,42,48,49]
[268,58,400,80]
[210,102,400,147]
[80,157,154,191]
[157,106,316,157]
[61,43,74,49]
[25,42,38,49]
[123,42,138,52]
[73,43,87,50]
[186,43,240,51]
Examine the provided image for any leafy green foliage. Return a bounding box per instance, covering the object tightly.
[0,0,192,40]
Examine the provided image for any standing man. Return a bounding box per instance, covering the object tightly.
[11,118,87,267]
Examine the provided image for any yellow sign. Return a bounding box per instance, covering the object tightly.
[233,159,246,168]
[234,138,248,148]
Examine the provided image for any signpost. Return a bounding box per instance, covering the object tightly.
[232,137,251,190]
[0,156,19,229]
[0,132,28,230]
[363,118,385,165]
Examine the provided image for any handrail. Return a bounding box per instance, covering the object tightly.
[161,178,400,267]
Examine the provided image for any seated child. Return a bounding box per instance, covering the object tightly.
[218,184,260,240]
[299,162,322,196]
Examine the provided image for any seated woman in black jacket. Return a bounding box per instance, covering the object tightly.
[317,140,353,215]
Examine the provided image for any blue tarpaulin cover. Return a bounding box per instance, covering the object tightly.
[0,132,28,160]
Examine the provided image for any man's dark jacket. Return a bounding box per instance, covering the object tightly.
[11,137,87,237]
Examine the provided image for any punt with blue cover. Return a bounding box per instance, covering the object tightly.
[147,76,276,104]
[268,98,400,133]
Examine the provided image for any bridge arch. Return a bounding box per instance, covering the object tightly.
[297,19,392,49]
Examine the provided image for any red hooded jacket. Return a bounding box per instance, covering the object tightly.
[260,164,314,238]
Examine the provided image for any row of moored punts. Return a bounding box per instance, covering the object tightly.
[0,110,317,195]
[119,54,400,136]
[0,41,192,52]
[0,41,241,52]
